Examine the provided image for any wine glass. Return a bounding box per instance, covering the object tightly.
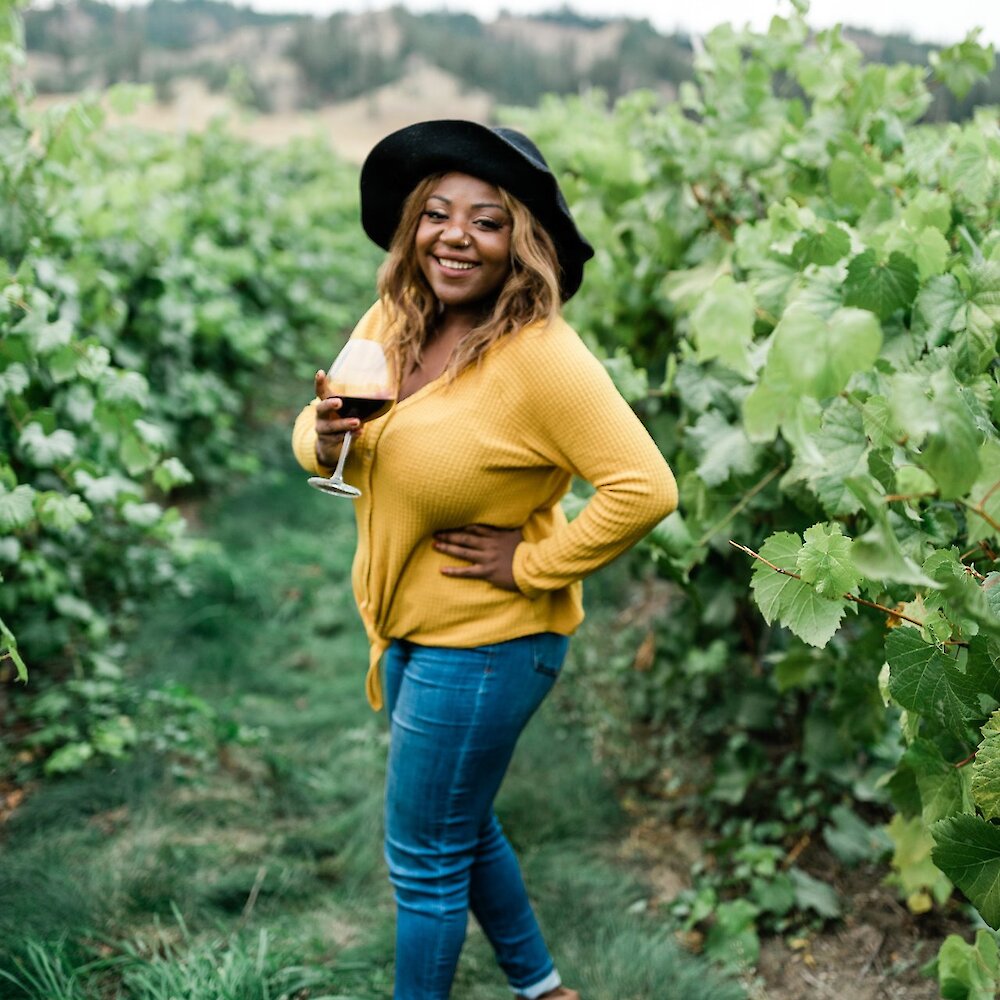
[308,339,395,498]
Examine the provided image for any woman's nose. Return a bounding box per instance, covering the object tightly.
[441,225,468,245]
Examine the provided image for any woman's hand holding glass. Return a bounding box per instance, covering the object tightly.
[308,339,395,498]
[313,369,363,469]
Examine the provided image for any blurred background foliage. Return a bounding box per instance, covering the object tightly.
[2,0,1000,996]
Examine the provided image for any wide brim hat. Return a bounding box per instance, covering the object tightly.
[360,119,594,301]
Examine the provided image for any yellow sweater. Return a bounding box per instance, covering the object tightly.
[292,301,678,710]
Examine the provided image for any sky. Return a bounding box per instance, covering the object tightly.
[239,0,999,47]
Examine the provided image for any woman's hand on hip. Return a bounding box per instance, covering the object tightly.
[433,524,523,592]
[313,369,362,468]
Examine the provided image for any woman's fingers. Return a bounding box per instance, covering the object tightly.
[316,399,360,435]
[433,524,521,591]
[434,530,486,549]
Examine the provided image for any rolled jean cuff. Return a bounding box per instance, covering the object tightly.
[513,968,561,999]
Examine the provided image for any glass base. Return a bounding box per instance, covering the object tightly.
[308,475,362,498]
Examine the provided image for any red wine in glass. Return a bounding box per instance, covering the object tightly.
[307,340,395,498]
[336,395,394,422]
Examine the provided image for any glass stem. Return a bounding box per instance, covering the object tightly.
[332,430,353,482]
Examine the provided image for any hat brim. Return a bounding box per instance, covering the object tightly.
[360,120,593,300]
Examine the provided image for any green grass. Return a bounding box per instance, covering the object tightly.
[0,432,744,1000]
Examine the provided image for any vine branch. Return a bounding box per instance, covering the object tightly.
[959,484,1000,535]
[689,183,734,242]
[728,540,969,644]
[695,465,784,549]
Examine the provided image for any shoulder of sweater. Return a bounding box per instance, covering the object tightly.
[495,315,595,374]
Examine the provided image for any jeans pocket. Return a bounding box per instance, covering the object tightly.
[532,632,569,678]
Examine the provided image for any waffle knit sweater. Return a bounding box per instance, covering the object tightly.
[291,301,678,710]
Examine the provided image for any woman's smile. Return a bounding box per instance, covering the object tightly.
[434,255,479,273]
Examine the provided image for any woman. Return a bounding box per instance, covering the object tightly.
[292,120,677,1000]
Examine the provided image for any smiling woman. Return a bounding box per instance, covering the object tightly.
[290,119,677,1000]
[415,174,512,310]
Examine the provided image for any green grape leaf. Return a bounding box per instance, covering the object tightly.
[796,522,861,596]
[750,531,847,647]
[965,260,1000,366]
[789,868,841,918]
[919,369,981,500]
[742,379,785,443]
[822,804,892,865]
[43,742,95,776]
[794,398,870,516]
[844,249,920,320]
[766,305,883,401]
[965,639,1000,711]
[703,898,761,971]
[895,466,937,498]
[947,129,991,207]
[967,440,1000,546]
[887,813,953,912]
[0,484,36,531]
[153,458,194,492]
[19,316,73,355]
[911,227,951,280]
[886,627,979,738]
[935,930,1000,1000]
[689,275,756,377]
[845,477,937,586]
[122,502,162,528]
[602,347,649,404]
[903,738,975,824]
[887,223,951,281]
[792,222,851,267]
[0,615,27,682]
[0,362,29,403]
[930,29,997,100]
[904,189,952,235]
[921,555,1000,640]
[973,721,1000,822]
[62,384,96,426]
[829,152,877,212]
[18,423,76,468]
[120,433,157,476]
[100,370,148,406]
[932,814,1000,929]
[916,275,966,347]
[77,345,111,382]
[862,395,901,449]
[74,471,142,505]
[36,493,92,533]
[686,411,761,487]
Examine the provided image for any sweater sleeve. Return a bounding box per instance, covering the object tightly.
[291,399,332,476]
[289,300,386,478]
[506,321,678,599]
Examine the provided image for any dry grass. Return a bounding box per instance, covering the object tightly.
[30,59,494,164]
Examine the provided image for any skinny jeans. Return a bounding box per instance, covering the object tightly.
[382,632,570,1000]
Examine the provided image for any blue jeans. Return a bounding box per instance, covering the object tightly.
[383,632,570,1000]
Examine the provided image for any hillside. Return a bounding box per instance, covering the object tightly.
[20,0,1000,157]
[23,1,693,110]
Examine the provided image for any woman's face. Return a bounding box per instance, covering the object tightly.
[415,172,512,315]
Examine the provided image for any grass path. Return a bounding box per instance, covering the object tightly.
[0,439,745,1000]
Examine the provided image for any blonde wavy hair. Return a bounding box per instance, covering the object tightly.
[377,174,562,385]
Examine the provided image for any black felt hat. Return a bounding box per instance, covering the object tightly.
[360,119,594,300]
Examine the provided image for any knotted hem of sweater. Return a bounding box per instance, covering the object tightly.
[366,636,390,711]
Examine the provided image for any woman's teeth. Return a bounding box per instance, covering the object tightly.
[437,258,476,271]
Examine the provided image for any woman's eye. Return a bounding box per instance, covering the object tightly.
[424,210,447,221]
[476,218,502,230]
